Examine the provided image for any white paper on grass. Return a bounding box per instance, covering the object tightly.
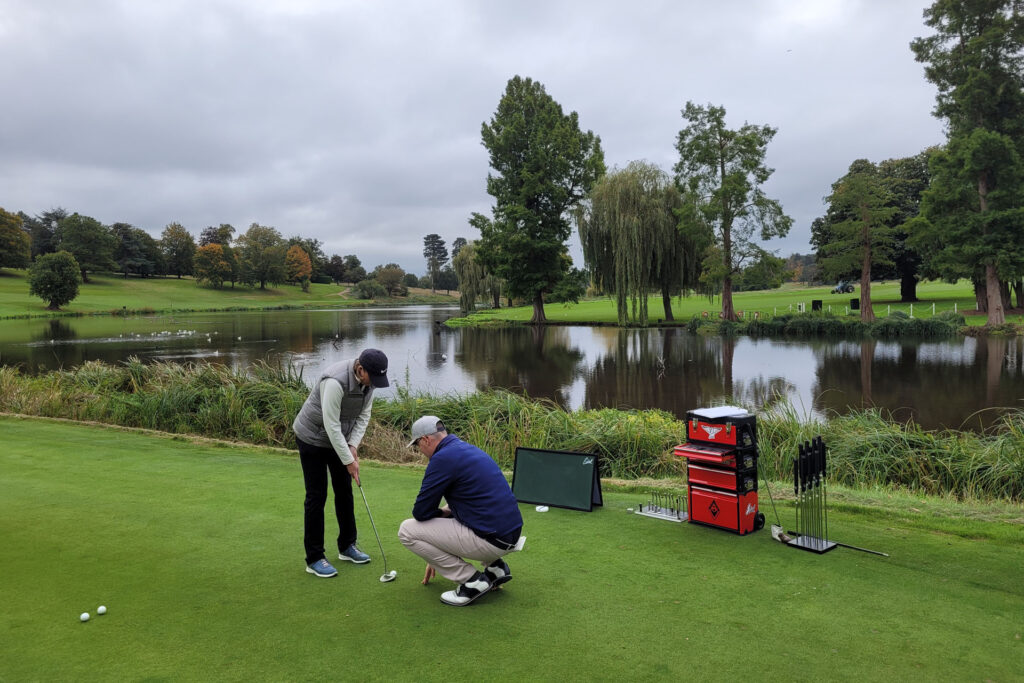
[690,406,749,419]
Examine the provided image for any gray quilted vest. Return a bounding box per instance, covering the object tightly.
[291,359,373,448]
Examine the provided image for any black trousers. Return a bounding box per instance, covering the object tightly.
[297,437,357,565]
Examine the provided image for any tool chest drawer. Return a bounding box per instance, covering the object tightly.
[688,485,759,535]
[686,463,757,493]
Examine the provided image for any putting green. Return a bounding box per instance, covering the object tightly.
[1,416,1021,680]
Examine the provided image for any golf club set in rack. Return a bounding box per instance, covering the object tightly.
[772,437,889,557]
[786,437,837,554]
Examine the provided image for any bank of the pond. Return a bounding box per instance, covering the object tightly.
[0,269,458,319]
[1,360,1021,502]
[448,280,1024,337]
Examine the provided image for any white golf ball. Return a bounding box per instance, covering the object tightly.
[80,612,90,622]
[97,605,107,615]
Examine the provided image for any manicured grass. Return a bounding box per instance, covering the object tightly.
[0,269,456,318]
[461,280,996,326]
[2,416,1021,681]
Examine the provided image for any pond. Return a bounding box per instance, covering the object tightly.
[1,306,1021,431]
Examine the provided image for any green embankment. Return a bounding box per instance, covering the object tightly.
[454,280,1003,328]
[1,416,1021,681]
[0,269,456,318]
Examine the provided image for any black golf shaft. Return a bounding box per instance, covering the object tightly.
[357,483,389,573]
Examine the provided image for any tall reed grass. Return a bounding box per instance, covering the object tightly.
[1,360,1021,501]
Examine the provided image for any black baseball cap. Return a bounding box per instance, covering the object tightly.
[358,348,389,388]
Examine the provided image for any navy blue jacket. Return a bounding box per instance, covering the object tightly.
[412,434,523,543]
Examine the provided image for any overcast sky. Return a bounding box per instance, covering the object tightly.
[1,0,945,276]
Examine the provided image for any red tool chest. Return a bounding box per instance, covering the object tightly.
[676,407,764,535]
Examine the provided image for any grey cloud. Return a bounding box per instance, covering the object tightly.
[1,0,944,275]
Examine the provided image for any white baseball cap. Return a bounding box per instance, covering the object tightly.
[407,415,445,447]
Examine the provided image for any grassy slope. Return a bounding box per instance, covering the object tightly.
[463,280,1001,327]
[2,416,1021,681]
[0,269,456,318]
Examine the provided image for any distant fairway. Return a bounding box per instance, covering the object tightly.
[459,280,995,326]
[0,269,456,318]
[1,416,1021,681]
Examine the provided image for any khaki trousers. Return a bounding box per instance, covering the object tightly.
[398,517,508,584]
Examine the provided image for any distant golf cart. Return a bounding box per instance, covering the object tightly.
[831,280,855,294]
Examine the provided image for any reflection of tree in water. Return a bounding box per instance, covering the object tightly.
[812,336,1024,430]
[455,326,583,407]
[583,330,796,418]
[36,319,77,342]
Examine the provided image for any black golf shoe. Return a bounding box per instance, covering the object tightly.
[484,558,512,588]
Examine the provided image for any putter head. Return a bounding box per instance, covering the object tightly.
[379,570,397,583]
[771,524,793,544]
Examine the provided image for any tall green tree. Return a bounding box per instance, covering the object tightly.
[28,251,82,309]
[237,223,286,290]
[198,224,235,246]
[325,254,346,284]
[342,254,366,283]
[477,75,605,323]
[911,0,1024,325]
[674,102,792,321]
[0,207,31,270]
[57,213,116,283]
[811,151,933,301]
[111,223,158,278]
[160,222,196,279]
[577,161,706,325]
[18,208,65,259]
[819,160,899,322]
[422,233,448,292]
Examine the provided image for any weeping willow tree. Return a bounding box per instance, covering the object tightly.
[453,241,485,314]
[577,161,706,325]
[452,239,503,313]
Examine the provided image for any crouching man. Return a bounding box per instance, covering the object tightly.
[398,416,524,606]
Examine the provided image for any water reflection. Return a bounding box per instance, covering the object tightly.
[811,336,1024,429]
[0,308,1021,430]
[458,326,584,406]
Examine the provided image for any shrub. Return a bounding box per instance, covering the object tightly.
[350,279,387,299]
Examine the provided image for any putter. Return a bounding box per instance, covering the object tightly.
[357,482,397,583]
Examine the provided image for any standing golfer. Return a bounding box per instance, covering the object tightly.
[399,416,523,606]
[292,349,389,578]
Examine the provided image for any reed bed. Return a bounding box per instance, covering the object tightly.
[1,360,1021,501]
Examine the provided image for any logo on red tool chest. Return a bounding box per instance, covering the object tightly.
[708,500,720,518]
[701,425,723,439]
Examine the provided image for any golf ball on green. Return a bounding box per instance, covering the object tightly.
[97,605,107,615]
[80,612,90,622]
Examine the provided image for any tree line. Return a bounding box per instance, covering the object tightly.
[0,207,450,308]
[448,0,1023,327]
